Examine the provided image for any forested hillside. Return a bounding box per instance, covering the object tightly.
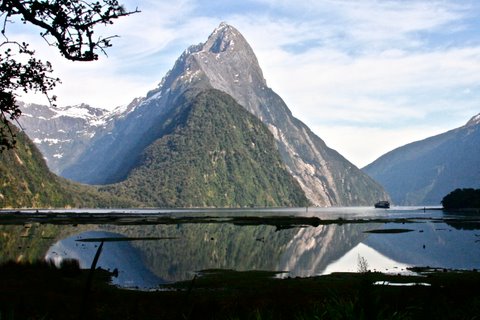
[101,90,309,208]
[0,126,136,208]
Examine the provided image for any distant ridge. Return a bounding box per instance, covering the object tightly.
[17,101,110,174]
[363,113,480,205]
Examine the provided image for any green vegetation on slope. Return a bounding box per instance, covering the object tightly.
[0,127,137,208]
[102,89,309,208]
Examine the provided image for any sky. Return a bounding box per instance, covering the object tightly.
[6,0,480,168]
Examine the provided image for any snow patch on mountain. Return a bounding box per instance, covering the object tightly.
[17,102,126,174]
[32,137,64,145]
[53,107,94,119]
[466,113,480,127]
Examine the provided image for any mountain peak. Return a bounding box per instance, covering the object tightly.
[147,23,264,102]
[203,22,248,54]
[466,113,480,127]
[211,22,235,36]
[186,23,268,113]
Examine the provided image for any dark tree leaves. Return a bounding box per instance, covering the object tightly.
[442,188,480,210]
[0,0,139,150]
[0,41,59,150]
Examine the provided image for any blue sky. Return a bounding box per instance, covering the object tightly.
[9,0,480,167]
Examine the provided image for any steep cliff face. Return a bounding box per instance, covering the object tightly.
[27,23,388,206]
[364,113,480,205]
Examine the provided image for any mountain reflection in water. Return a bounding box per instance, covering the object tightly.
[0,207,479,289]
[45,231,163,289]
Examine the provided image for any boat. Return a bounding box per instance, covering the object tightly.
[374,201,390,209]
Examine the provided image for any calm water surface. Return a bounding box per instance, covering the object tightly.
[1,206,478,289]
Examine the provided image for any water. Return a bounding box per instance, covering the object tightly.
[1,206,478,289]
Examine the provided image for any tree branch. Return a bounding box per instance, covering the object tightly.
[6,0,139,61]
[0,0,138,150]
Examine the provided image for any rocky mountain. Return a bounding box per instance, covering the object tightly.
[363,113,480,205]
[0,125,137,208]
[17,102,111,174]
[21,23,388,207]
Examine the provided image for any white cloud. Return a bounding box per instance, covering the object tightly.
[258,46,480,123]
[252,0,467,42]
[7,0,480,166]
[333,1,466,44]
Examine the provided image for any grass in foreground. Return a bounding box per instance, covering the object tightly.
[1,261,480,319]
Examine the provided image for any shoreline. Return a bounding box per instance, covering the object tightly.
[1,261,479,319]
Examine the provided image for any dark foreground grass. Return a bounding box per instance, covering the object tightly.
[1,261,480,320]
